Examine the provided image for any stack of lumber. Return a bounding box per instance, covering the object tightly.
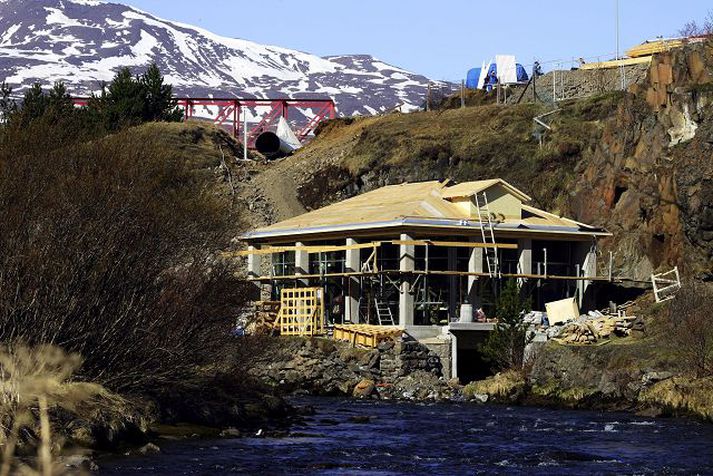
[554,314,638,344]
[626,39,685,58]
[333,324,403,349]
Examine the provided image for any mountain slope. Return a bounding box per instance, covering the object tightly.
[0,0,451,116]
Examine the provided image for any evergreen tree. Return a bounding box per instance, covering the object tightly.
[46,81,74,119]
[0,81,16,123]
[141,63,182,122]
[480,280,533,371]
[100,67,145,130]
[94,64,183,130]
[19,83,49,125]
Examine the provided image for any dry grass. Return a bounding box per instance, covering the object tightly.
[288,93,622,213]
[0,344,124,475]
[639,377,713,421]
[463,370,526,400]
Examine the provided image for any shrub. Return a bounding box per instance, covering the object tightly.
[480,280,533,371]
[0,120,246,393]
[664,282,713,378]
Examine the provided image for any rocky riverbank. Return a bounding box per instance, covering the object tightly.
[247,336,458,401]
[246,316,713,424]
[464,340,713,423]
[4,370,294,472]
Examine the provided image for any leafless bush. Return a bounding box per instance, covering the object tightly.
[664,282,713,378]
[0,117,248,394]
[678,11,713,37]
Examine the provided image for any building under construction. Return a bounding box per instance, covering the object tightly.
[239,179,611,380]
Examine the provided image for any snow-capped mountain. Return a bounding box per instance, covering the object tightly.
[0,0,454,116]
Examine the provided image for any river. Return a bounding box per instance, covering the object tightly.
[99,397,713,475]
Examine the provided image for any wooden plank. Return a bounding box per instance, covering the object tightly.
[332,324,402,349]
[233,242,382,257]
[626,39,684,58]
[580,56,651,70]
[278,287,324,336]
[249,269,613,282]
[391,240,518,250]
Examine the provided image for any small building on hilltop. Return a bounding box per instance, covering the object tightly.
[239,179,611,380]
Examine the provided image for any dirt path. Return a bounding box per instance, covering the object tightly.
[250,161,306,223]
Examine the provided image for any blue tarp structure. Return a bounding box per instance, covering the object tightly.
[465,63,529,89]
[465,67,481,89]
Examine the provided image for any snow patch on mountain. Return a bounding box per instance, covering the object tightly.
[0,0,455,117]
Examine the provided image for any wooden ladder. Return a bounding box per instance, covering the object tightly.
[475,191,500,278]
[374,299,395,326]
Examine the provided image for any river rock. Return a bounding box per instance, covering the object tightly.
[642,371,674,385]
[470,393,489,404]
[63,454,99,472]
[353,379,377,398]
[219,428,241,438]
[138,442,161,455]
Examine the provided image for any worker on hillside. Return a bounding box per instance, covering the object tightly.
[484,70,498,92]
[533,61,543,77]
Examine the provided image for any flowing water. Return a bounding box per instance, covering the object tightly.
[100,397,713,475]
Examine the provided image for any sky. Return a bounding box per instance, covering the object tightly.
[118,0,711,82]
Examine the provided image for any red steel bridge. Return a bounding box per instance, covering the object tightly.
[72,97,337,149]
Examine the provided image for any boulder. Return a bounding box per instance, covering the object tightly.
[138,442,161,455]
[219,427,241,438]
[353,379,376,398]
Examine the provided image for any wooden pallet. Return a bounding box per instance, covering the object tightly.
[332,324,403,349]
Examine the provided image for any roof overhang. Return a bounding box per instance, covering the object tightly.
[240,216,611,242]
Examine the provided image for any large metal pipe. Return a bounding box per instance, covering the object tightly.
[254,131,296,159]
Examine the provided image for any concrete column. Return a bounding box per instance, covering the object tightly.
[576,241,597,307]
[450,332,458,380]
[468,240,483,308]
[517,238,532,287]
[399,233,415,327]
[344,238,361,323]
[247,245,265,301]
[295,241,309,286]
[448,248,458,321]
[247,245,261,279]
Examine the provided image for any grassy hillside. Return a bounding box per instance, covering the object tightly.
[267,92,621,218]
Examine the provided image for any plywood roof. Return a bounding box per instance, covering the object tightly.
[245,179,607,239]
[257,181,452,231]
[441,179,532,201]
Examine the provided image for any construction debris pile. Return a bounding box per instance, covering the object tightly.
[524,301,643,345]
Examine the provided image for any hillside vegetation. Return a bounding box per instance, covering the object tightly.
[0,68,283,465]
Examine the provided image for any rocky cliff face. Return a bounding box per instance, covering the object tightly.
[572,42,713,279]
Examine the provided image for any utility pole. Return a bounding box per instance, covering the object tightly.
[460,80,465,108]
[616,0,625,90]
[426,83,431,111]
[243,106,248,161]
